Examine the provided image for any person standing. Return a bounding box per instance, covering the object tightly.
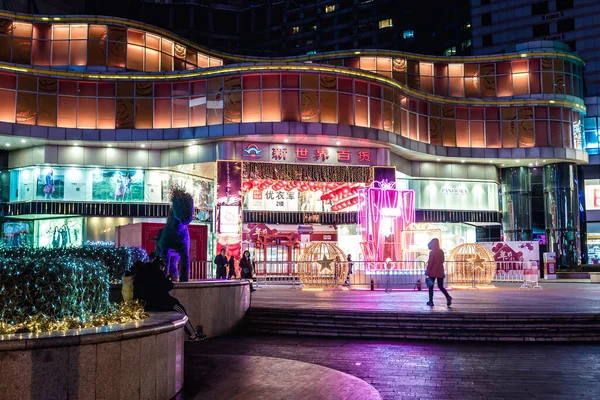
[425,238,452,307]
[240,250,255,292]
[214,248,228,279]
[227,255,236,279]
[345,254,353,285]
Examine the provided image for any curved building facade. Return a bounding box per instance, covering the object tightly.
[0,12,589,268]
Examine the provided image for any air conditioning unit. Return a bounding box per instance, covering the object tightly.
[545,34,564,41]
[544,11,563,20]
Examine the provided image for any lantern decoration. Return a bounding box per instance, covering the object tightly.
[358,180,415,262]
[446,243,496,287]
[297,242,347,288]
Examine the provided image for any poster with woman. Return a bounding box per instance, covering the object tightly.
[36,168,65,200]
[92,169,144,202]
[36,217,83,248]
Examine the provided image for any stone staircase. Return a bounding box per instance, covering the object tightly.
[240,307,600,342]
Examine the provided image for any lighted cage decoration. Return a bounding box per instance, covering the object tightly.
[357,180,415,263]
[297,242,347,288]
[446,243,496,287]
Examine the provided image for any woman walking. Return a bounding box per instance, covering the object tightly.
[240,250,256,292]
[425,238,452,307]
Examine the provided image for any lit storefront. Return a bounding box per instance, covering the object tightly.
[0,12,592,268]
[585,179,600,263]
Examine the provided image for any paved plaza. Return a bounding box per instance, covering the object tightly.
[179,283,600,399]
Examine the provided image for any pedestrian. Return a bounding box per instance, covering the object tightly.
[133,257,204,341]
[214,248,228,279]
[425,238,452,307]
[345,254,353,285]
[227,254,237,279]
[240,250,255,292]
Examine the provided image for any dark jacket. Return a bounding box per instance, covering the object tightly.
[214,254,228,267]
[425,238,446,279]
[133,262,176,311]
[228,256,235,268]
[240,256,252,278]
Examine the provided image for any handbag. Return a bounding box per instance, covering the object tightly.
[425,277,434,288]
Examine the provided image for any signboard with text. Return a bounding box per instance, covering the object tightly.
[237,142,376,166]
[584,181,600,211]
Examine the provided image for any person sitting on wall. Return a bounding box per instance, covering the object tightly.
[133,257,205,341]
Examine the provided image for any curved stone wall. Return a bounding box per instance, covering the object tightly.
[0,312,186,400]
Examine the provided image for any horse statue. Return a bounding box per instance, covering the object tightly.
[154,186,194,282]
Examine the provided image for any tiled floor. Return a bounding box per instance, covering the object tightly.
[182,335,600,400]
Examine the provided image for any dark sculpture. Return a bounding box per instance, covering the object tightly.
[155,185,194,282]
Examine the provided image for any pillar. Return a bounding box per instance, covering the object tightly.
[501,167,532,241]
[543,163,581,268]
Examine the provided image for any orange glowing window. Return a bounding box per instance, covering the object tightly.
[242,91,261,123]
[97,98,115,129]
[57,96,77,128]
[0,89,16,123]
[172,97,188,128]
[70,24,87,40]
[154,98,172,128]
[261,91,280,122]
[77,97,97,129]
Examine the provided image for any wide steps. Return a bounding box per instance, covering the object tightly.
[240,307,600,342]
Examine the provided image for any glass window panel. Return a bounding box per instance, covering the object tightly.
[448,63,463,77]
[32,24,51,67]
[563,122,572,147]
[512,60,528,74]
[370,98,382,129]
[0,37,10,62]
[420,62,433,76]
[565,73,573,95]
[77,97,97,128]
[115,81,133,97]
[376,57,391,72]
[320,91,337,124]
[97,98,115,129]
[442,120,456,146]
[550,107,561,120]
[135,98,153,128]
[470,121,485,147]
[172,98,188,128]
[355,95,368,127]
[127,44,144,71]
[281,90,300,122]
[355,80,368,96]
[154,98,172,128]
[502,121,517,147]
[208,58,222,67]
[530,72,541,94]
[58,80,77,95]
[78,82,96,96]
[429,118,442,145]
[497,74,513,96]
[393,105,401,134]
[419,115,428,142]
[145,48,159,71]
[530,59,541,72]
[161,53,172,71]
[434,75,448,96]
[496,62,511,75]
[115,98,134,128]
[464,74,479,97]
[154,83,171,97]
[145,34,159,50]
[301,74,318,89]
[456,120,469,146]
[243,91,261,122]
[186,49,196,67]
[262,74,280,89]
[18,75,37,92]
[190,97,206,126]
[485,121,501,148]
[57,96,77,128]
[281,74,299,88]
[107,27,126,42]
[542,72,554,94]
[243,75,260,90]
[127,29,144,45]
[12,38,31,64]
[420,76,433,93]
[383,101,393,131]
[513,73,529,96]
[320,75,337,91]
[535,106,548,119]
[207,77,222,93]
[224,75,241,91]
[16,92,36,125]
[456,107,468,119]
[400,109,408,136]
[224,91,241,123]
[518,108,534,148]
[14,22,32,38]
[190,81,205,96]
[52,25,69,40]
[52,41,69,65]
[70,25,87,40]
[338,93,353,125]
[301,90,319,122]
[480,63,496,97]
[108,41,126,68]
[360,57,376,71]
[554,72,565,94]
[549,121,562,146]
[0,89,15,122]
[470,108,484,120]
[87,40,106,66]
[563,109,571,122]
[486,107,499,120]
[161,38,173,54]
[197,55,208,68]
[261,90,280,122]
[535,121,548,146]
[383,87,393,102]
[134,82,152,97]
[206,93,223,125]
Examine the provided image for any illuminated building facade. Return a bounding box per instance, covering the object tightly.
[0,12,588,268]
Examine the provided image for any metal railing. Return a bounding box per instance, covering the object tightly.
[190,260,214,280]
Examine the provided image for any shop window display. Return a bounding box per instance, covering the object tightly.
[2,221,33,248]
[35,217,83,248]
[91,169,144,201]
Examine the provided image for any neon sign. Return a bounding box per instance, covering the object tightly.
[243,144,262,158]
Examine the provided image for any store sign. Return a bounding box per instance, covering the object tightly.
[237,142,375,166]
[585,182,600,211]
[406,179,498,211]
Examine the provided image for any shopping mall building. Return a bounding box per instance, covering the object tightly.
[0,11,594,269]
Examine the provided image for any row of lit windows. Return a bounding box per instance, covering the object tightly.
[0,73,580,151]
[321,56,584,98]
[0,20,223,71]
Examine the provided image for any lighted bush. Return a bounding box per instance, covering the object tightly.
[0,244,148,282]
[0,257,110,324]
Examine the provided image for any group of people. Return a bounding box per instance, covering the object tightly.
[214,249,256,291]
[125,254,205,342]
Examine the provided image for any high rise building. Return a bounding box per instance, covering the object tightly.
[471,0,600,263]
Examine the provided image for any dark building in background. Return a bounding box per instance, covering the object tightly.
[1,0,472,57]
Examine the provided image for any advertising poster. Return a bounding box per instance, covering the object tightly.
[36,168,65,200]
[35,217,84,248]
[92,169,144,202]
[2,221,33,248]
[216,161,242,259]
[479,241,540,273]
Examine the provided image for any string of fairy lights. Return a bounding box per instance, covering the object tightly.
[0,244,149,334]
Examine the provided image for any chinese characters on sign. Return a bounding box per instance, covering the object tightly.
[239,143,375,165]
